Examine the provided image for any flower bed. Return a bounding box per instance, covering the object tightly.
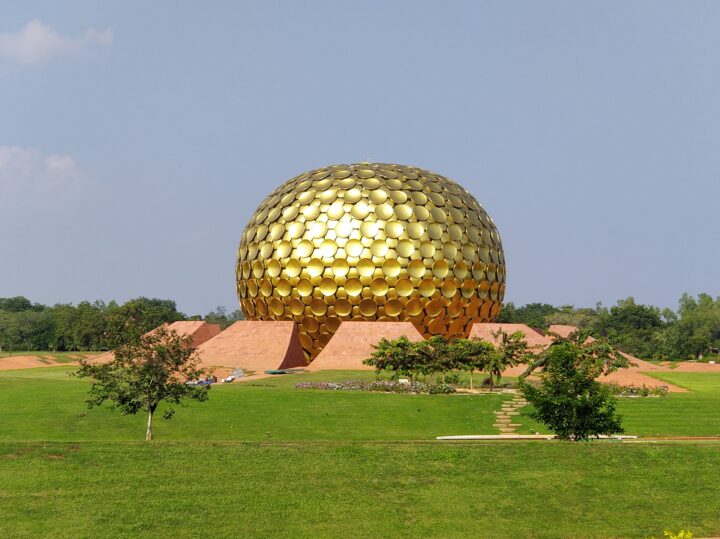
[295,380,456,394]
[606,383,669,397]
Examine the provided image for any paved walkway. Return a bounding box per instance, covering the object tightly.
[493,392,527,434]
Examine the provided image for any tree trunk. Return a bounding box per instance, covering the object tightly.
[469,370,474,390]
[146,410,154,442]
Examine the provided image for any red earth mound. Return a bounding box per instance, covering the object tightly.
[666,362,720,372]
[196,321,306,372]
[307,322,425,371]
[90,321,222,364]
[0,356,74,370]
[470,323,553,351]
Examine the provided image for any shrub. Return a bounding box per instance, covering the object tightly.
[605,383,669,397]
[295,380,456,394]
[520,341,624,441]
[427,383,456,394]
[443,372,461,385]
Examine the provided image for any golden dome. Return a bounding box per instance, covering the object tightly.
[236,163,506,360]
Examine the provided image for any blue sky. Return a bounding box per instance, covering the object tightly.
[1,1,718,315]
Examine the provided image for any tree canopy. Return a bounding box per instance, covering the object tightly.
[0,296,243,353]
[75,326,210,441]
[519,336,626,441]
[498,294,720,360]
[2,292,719,360]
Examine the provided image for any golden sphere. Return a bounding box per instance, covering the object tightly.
[236,163,506,360]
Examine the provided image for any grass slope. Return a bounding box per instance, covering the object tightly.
[1,442,718,538]
[2,367,720,537]
[513,372,720,437]
[0,368,507,442]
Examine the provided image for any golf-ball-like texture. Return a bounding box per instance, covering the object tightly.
[236,163,506,360]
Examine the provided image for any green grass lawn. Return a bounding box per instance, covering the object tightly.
[513,372,720,437]
[1,441,717,538]
[0,368,508,442]
[1,366,719,537]
[2,368,719,441]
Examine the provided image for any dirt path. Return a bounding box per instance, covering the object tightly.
[666,362,720,372]
[0,356,79,371]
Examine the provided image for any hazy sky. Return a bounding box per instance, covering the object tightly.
[1,1,718,315]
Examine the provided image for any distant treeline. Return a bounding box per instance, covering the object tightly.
[498,294,720,360]
[0,297,243,353]
[1,294,718,360]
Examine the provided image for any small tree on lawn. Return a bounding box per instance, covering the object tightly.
[484,330,530,391]
[413,335,452,382]
[75,326,209,441]
[450,338,496,389]
[364,336,420,384]
[519,337,628,441]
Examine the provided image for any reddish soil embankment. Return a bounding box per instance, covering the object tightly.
[307,322,424,371]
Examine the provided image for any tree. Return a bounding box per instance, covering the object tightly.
[103,297,185,349]
[545,304,601,330]
[0,296,37,312]
[449,338,496,389]
[364,336,420,383]
[519,336,627,441]
[75,326,209,441]
[484,330,530,391]
[413,335,452,381]
[591,297,666,359]
[658,293,720,359]
[496,302,558,329]
[73,301,108,351]
[204,306,245,329]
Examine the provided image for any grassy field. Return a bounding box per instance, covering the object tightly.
[0,368,508,442]
[1,441,718,538]
[1,366,719,537]
[514,372,720,437]
[3,367,717,441]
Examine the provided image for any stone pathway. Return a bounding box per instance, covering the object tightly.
[493,393,527,434]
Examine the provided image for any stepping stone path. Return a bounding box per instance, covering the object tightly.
[493,393,527,434]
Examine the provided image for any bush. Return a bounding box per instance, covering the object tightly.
[605,383,669,398]
[295,380,456,394]
[480,377,518,390]
[520,341,624,441]
[443,372,461,385]
[427,383,456,394]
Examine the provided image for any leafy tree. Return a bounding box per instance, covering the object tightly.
[413,335,452,380]
[496,302,558,329]
[103,297,185,349]
[75,326,209,441]
[49,303,80,351]
[591,297,666,358]
[484,330,530,391]
[364,336,420,384]
[204,306,245,329]
[73,301,108,351]
[545,304,602,330]
[449,338,496,389]
[658,293,720,359]
[0,311,20,353]
[519,336,627,441]
[0,296,38,312]
[495,302,516,323]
